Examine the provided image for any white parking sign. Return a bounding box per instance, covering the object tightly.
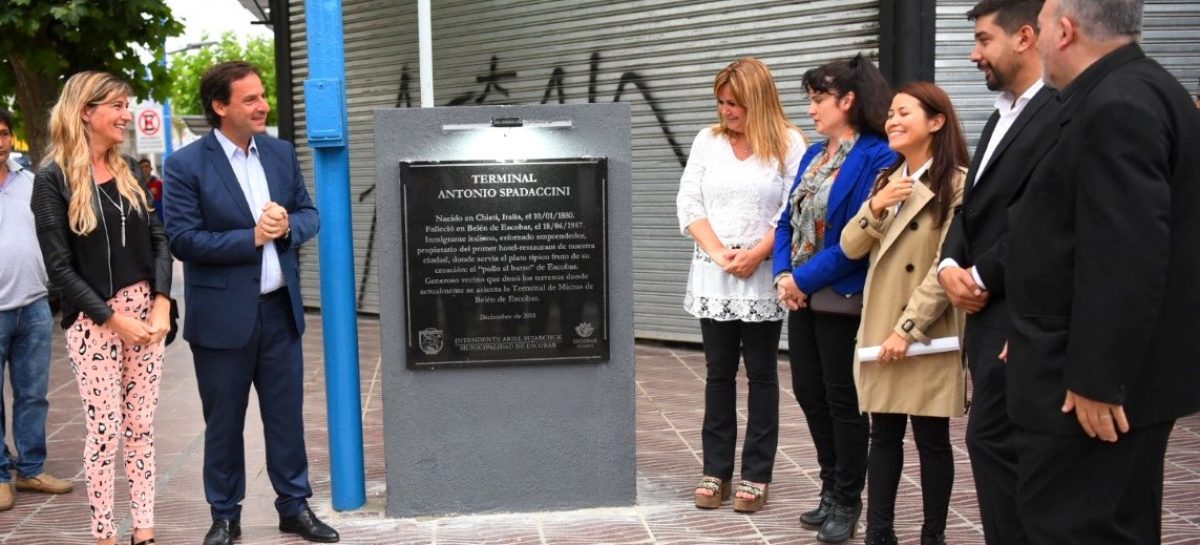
[135,105,165,154]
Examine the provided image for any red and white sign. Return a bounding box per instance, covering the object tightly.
[134,104,165,154]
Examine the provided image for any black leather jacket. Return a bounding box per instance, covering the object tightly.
[32,156,172,328]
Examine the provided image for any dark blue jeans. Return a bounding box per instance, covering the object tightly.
[0,297,53,482]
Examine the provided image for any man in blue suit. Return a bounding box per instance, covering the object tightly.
[163,61,338,545]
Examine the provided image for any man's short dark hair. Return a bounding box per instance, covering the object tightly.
[199,61,262,128]
[967,0,1045,34]
[0,109,13,133]
[138,158,151,166]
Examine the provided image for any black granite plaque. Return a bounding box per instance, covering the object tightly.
[400,158,609,368]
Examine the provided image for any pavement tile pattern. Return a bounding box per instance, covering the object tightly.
[2,317,1198,544]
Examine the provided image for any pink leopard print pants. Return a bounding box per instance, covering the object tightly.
[65,281,164,540]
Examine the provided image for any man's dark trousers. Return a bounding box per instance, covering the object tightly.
[1016,422,1173,545]
[192,289,312,521]
[965,311,1024,545]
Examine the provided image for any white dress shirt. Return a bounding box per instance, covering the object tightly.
[973,79,1045,186]
[937,79,1045,289]
[214,129,285,294]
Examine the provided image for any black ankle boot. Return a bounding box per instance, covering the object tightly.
[800,493,834,527]
[920,530,946,545]
[864,527,898,545]
[816,500,861,544]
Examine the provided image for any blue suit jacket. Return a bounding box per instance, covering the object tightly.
[773,133,896,295]
[162,131,319,349]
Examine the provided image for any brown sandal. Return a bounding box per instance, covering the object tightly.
[694,476,731,509]
[733,481,768,513]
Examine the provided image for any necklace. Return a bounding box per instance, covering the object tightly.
[93,175,126,247]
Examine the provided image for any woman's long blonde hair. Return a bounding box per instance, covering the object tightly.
[46,71,149,235]
[712,58,803,174]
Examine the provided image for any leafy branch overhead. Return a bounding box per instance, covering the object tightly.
[0,0,184,163]
[168,32,278,126]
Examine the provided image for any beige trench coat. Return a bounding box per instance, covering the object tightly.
[840,167,967,417]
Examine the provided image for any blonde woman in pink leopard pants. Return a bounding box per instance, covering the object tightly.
[66,283,165,540]
[33,71,173,545]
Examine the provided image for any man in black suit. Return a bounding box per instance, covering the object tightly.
[1006,0,1200,543]
[938,2,1055,544]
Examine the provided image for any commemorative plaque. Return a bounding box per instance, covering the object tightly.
[400,158,609,368]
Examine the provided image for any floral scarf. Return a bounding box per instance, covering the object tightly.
[789,133,859,268]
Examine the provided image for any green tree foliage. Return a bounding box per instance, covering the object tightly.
[169,32,277,126]
[0,0,183,164]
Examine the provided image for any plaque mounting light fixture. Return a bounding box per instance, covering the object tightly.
[441,118,574,131]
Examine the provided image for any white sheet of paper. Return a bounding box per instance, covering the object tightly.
[858,336,960,362]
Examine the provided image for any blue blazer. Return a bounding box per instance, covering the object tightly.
[773,133,896,296]
[162,131,319,349]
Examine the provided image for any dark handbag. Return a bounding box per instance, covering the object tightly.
[808,287,863,316]
[164,297,180,346]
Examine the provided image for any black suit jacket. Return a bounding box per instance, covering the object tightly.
[1006,43,1200,433]
[941,86,1058,329]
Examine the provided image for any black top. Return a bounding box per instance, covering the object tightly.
[93,180,156,300]
[32,156,172,328]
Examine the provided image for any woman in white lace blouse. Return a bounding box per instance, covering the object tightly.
[676,57,805,513]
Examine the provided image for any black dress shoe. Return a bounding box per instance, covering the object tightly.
[799,493,834,527]
[279,506,340,543]
[816,501,861,544]
[203,519,241,545]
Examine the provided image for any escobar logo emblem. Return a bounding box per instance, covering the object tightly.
[418,327,444,355]
[574,322,595,338]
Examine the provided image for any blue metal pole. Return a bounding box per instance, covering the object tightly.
[162,98,174,160]
[303,0,366,510]
[160,42,174,162]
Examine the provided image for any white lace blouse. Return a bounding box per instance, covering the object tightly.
[676,127,805,322]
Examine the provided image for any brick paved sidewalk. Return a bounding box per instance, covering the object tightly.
[2,313,1198,544]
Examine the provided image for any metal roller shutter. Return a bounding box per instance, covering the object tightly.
[936,0,1200,153]
[1142,2,1200,97]
[934,0,993,151]
[290,1,882,344]
[288,0,420,313]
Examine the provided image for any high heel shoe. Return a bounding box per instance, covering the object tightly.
[800,492,834,527]
[694,476,731,509]
[732,481,768,513]
[817,500,861,544]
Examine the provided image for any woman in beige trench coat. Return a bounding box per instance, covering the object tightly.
[839,82,969,545]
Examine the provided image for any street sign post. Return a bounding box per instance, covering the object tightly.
[135,105,166,155]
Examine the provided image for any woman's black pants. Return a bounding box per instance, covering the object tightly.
[787,308,869,506]
[699,318,782,483]
[866,412,954,535]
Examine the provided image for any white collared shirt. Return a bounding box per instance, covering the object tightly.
[937,79,1045,289]
[214,129,285,294]
[973,79,1045,185]
[895,159,933,216]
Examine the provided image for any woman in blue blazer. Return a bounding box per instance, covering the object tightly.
[772,55,896,545]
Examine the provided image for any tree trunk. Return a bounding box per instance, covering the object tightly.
[8,54,60,167]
